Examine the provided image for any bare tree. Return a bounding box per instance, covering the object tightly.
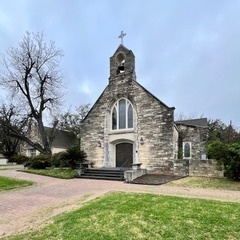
[0,32,64,155]
[0,104,21,159]
[57,104,91,137]
[175,112,205,121]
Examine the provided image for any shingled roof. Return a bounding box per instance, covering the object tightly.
[175,118,208,128]
[44,127,76,148]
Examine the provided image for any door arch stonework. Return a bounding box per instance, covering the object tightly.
[107,136,137,167]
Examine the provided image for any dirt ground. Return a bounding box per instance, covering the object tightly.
[0,167,240,238]
[131,174,184,185]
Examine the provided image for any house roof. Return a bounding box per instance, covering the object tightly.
[44,127,76,148]
[175,118,208,128]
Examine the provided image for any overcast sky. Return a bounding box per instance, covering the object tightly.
[1,0,240,128]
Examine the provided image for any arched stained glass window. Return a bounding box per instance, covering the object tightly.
[184,142,191,158]
[111,98,134,130]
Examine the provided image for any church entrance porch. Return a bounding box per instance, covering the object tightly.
[116,143,133,168]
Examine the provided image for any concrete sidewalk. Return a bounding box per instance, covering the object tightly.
[0,168,240,238]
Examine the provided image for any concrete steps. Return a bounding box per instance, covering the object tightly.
[78,168,127,181]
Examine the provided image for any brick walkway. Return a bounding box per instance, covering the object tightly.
[0,167,240,238]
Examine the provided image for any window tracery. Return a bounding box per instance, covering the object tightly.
[111,98,134,130]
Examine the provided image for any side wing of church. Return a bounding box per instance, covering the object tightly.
[81,44,179,174]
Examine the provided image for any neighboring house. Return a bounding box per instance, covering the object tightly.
[80,44,209,175]
[0,139,8,164]
[0,152,8,164]
[21,126,76,157]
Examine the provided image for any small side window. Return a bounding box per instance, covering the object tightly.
[183,142,191,158]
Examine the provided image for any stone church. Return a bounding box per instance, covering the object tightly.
[80,43,209,175]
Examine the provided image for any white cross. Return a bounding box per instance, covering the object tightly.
[118,31,126,45]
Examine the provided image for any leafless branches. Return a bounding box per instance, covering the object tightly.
[0,32,65,154]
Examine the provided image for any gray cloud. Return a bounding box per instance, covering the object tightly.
[0,0,239,128]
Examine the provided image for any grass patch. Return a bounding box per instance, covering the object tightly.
[20,168,77,179]
[0,164,18,170]
[167,176,240,191]
[7,192,240,240]
[0,176,33,192]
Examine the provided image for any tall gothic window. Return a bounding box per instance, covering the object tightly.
[111,98,134,130]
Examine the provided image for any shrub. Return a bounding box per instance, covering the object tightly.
[224,143,240,181]
[9,154,30,164]
[207,141,240,181]
[51,152,63,168]
[51,152,70,168]
[207,140,227,160]
[26,155,52,169]
[59,146,87,169]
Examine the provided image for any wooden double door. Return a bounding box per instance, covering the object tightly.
[116,143,133,168]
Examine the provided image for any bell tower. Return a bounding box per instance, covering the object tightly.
[109,32,136,84]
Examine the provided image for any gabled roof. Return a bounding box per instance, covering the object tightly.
[81,86,108,122]
[44,127,76,148]
[175,118,208,128]
[135,81,175,110]
[82,80,175,123]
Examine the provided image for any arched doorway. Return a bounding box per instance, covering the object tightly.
[116,143,133,168]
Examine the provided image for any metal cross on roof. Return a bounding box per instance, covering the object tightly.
[118,31,126,45]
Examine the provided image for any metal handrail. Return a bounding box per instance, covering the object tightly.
[120,158,131,171]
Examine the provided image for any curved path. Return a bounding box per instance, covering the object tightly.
[0,167,240,238]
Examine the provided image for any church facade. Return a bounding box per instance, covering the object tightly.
[80,44,208,175]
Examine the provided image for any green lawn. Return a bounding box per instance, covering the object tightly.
[20,168,77,179]
[7,192,240,240]
[0,176,33,192]
[168,176,240,191]
[0,165,19,170]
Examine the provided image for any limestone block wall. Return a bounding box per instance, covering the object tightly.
[173,159,224,178]
[109,45,135,80]
[132,83,175,174]
[174,159,189,176]
[189,159,224,178]
[80,94,106,166]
